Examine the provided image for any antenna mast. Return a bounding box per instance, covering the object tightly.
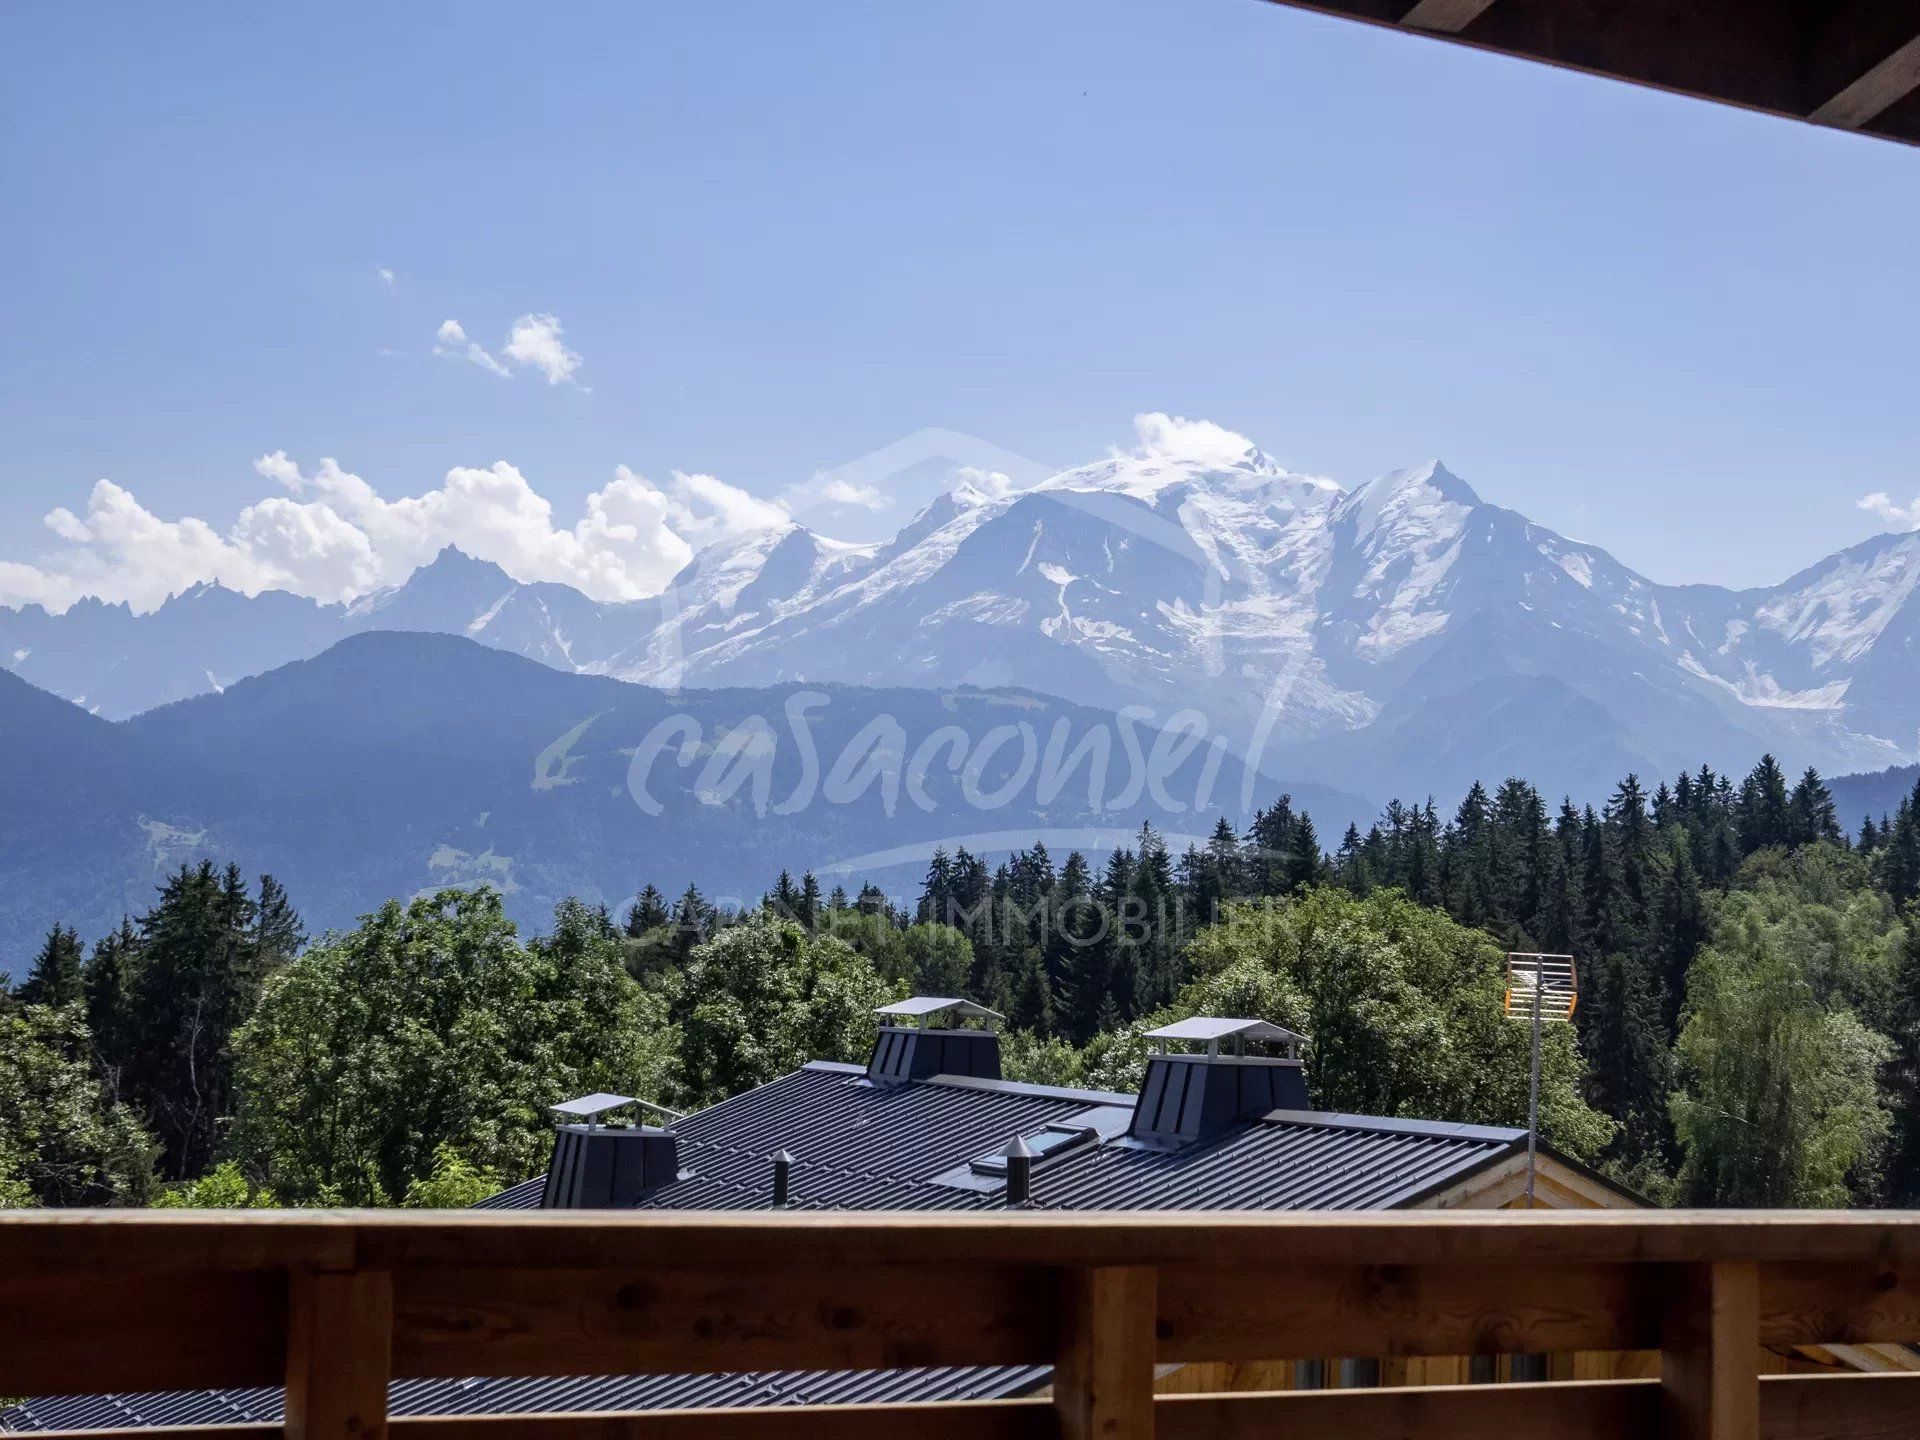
[1504,953,1577,1206]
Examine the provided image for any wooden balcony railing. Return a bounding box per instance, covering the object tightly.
[6,1209,1920,1440]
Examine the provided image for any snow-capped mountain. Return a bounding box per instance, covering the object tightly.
[7,432,1919,807]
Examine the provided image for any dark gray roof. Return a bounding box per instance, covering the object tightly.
[2,1060,1554,1434]
[6,1366,1053,1432]
[477,1064,1529,1215]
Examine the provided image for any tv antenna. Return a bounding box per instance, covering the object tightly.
[1505,953,1577,1206]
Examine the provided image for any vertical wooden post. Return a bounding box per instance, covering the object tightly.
[1662,1260,1759,1440]
[1055,1265,1157,1440]
[285,1269,394,1440]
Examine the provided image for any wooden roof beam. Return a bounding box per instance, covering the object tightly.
[1806,1,1920,129]
[1398,0,1500,33]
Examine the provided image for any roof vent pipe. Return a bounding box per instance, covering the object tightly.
[772,1149,794,1208]
[1003,1135,1036,1208]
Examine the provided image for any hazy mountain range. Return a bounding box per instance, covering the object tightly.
[7,437,1919,811]
[0,631,1347,960]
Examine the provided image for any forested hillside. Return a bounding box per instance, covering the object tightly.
[7,753,1920,1210]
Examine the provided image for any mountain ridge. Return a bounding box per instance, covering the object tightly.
[6,435,1917,805]
[0,630,1365,959]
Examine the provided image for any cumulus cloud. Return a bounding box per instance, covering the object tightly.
[377,266,396,289]
[434,318,511,378]
[434,313,585,385]
[819,477,889,510]
[0,454,798,614]
[502,313,583,385]
[660,469,791,546]
[1127,412,1259,468]
[953,466,1018,502]
[1860,491,1920,531]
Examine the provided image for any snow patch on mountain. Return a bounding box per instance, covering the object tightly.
[1754,536,1920,669]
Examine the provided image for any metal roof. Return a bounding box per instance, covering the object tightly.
[2,1059,1563,1435]
[3,1366,1054,1433]
[475,1063,1530,1216]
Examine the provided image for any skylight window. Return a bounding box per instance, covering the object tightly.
[971,1123,1097,1177]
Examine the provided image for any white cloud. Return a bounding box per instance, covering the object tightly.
[253,449,304,491]
[1128,412,1258,468]
[953,466,1017,502]
[0,454,801,614]
[432,313,584,385]
[660,469,791,546]
[820,477,889,510]
[502,313,583,385]
[377,266,396,289]
[433,318,511,378]
[44,506,93,543]
[1859,491,1920,531]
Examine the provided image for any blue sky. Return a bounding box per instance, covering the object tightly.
[4,0,1918,609]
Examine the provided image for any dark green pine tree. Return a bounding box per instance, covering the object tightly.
[1406,801,1445,908]
[1490,778,1549,949]
[1009,946,1055,1034]
[1587,776,1673,1166]
[1785,767,1841,848]
[1097,846,1140,1022]
[1597,776,1653,959]
[1131,825,1184,1009]
[17,924,85,1007]
[1244,796,1297,896]
[624,883,671,938]
[1284,810,1325,897]
[124,861,267,1179]
[1205,816,1243,906]
[1647,831,1709,1040]
[1334,822,1372,894]
[1444,782,1495,930]
[1883,915,1920,1205]
[672,883,713,963]
[1051,850,1107,1043]
[768,870,802,921]
[1583,945,1671,1167]
[83,917,140,1101]
[1881,784,1920,907]
[1736,754,1792,855]
[1572,804,1610,1049]
[918,848,956,926]
[253,874,306,965]
[1534,802,1589,957]
[798,872,823,931]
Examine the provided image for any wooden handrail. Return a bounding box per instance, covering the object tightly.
[7,1210,1920,1439]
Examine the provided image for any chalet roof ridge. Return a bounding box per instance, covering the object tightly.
[1255,1108,1528,1145]
[916,1072,1140,1108]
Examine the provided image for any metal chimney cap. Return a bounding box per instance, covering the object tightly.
[549,1092,638,1119]
[875,996,1005,1025]
[1002,1135,1039,1159]
[774,1149,796,1165]
[1145,1017,1308,1045]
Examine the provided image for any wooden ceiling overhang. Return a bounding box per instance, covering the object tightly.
[1259,0,1920,145]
